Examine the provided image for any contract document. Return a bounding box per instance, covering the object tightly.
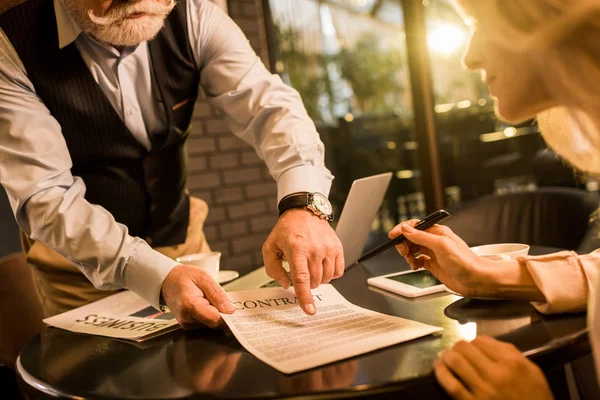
[221,284,442,374]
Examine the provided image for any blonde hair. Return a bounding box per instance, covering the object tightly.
[458,0,600,174]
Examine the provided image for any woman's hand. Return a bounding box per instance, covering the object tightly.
[389,221,493,298]
[435,336,553,400]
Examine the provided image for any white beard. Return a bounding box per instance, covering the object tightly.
[89,15,167,47]
[62,0,175,47]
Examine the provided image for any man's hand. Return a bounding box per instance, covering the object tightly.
[161,264,235,330]
[435,336,553,400]
[262,208,344,315]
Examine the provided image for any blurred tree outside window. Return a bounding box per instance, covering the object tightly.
[269,0,410,123]
[268,0,423,232]
[337,33,405,115]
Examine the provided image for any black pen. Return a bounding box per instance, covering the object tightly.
[357,210,451,263]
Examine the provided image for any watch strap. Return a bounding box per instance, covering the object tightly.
[158,293,170,313]
[278,193,311,216]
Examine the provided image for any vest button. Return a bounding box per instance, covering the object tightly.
[145,237,153,246]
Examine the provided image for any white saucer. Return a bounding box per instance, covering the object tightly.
[218,270,240,284]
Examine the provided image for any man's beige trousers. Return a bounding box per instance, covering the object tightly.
[21,197,210,317]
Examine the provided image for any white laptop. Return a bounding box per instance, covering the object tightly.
[223,172,393,291]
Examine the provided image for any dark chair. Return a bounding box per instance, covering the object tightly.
[481,152,532,194]
[444,187,599,250]
[0,252,45,399]
[577,223,600,253]
[533,148,586,189]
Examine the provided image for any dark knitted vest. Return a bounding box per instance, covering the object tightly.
[0,0,200,246]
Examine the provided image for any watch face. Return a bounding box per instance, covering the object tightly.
[312,193,332,215]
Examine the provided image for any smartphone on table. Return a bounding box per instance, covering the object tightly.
[367,269,445,298]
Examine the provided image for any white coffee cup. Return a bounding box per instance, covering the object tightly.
[470,243,530,261]
[176,252,221,280]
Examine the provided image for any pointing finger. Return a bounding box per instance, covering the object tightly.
[288,253,316,315]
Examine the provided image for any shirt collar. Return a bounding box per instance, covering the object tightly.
[54,0,83,49]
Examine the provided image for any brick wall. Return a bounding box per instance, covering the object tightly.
[189,0,278,275]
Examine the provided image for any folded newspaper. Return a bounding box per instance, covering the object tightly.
[43,290,179,342]
[221,284,443,374]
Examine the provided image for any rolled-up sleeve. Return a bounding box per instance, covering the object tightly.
[517,250,600,314]
[189,0,334,202]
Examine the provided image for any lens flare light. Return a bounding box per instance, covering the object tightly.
[427,24,466,55]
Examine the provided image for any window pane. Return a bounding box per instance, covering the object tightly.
[424,0,589,210]
[268,0,427,234]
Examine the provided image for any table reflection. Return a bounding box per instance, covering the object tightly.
[37,328,193,398]
[444,297,535,338]
[170,334,242,393]
[278,361,359,394]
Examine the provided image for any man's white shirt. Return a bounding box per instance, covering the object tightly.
[0,0,333,308]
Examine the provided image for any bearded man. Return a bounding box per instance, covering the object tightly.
[0,0,344,329]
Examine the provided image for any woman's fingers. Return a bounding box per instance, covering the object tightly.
[434,360,473,400]
[405,251,430,270]
[450,340,495,376]
[470,336,514,362]
[396,242,409,256]
[389,220,420,239]
[396,239,435,270]
[441,350,486,394]
[401,223,444,251]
